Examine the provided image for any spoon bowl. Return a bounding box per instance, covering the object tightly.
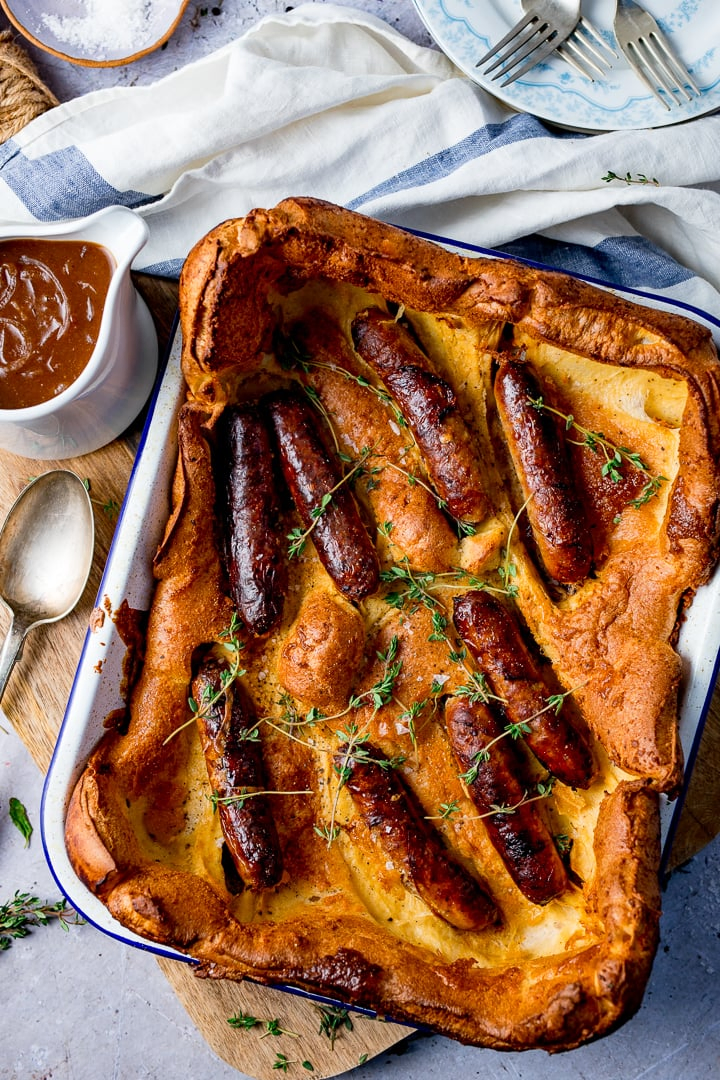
[0,470,94,705]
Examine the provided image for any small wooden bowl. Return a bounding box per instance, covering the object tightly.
[0,0,191,67]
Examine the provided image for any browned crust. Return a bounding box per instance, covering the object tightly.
[68,770,660,1050]
[66,198,720,1053]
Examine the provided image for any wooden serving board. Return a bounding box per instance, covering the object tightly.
[3,273,719,1078]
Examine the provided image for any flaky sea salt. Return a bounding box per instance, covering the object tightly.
[42,0,156,56]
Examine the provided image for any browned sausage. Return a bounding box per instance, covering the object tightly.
[444,695,568,904]
[351,308,490,523]
[337,744,498,930]
[266,389,379,601]
[216,404,287,635]
[192,651,283,890]
[452,591,596,789]
[494,357,592,586]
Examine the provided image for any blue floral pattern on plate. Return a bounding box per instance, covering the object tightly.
[412,0,720,129]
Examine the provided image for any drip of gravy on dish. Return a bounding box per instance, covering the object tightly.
[0,238,115,409]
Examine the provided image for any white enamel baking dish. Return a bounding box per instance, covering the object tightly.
[41,235,720,964]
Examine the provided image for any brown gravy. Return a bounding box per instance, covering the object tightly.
[0,237,115,410]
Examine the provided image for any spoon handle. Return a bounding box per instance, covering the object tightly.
[0,614,27,706]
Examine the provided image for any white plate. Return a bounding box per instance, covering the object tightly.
[413,0,720,130]
[41,238,720,960]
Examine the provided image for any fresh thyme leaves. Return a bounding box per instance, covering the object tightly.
[381,559,512,615]
[283,339,408,432]
[322,644,406,847]
[452,671,492,705]
[378,559,508,716]
[457,688,580,784]
[272,1055,314,1073]
[287,445,376,558]
[0,892,80,950]
[313,823,341,843]
[554,833,573,856]
[9,797,32,846]
[302,384,343,455]
[366,636,402,709]
[527,394,667,512]
[458,722,532,784]
[279,331,481,536]
[227,1011,299,1038]
[432,776,557,822]
[294,636,403,733]
[380,560,440,612]
[226,1006,313,1070]
[163,613,246,746]
[81,477,120,521]
[333,729,406,784]
[227,1010,261,1030]
[382,459,476,536]
[315,1003,354,1047]
[210,788,313,810]
[602,170,659,186]
[629,474,668,509]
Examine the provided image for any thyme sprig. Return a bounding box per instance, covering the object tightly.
[227,1010,300,1039]
[602,170,659,186]
[282,338,408,432]
[163,613,246,746]
[287,444,377,558]
[380,559,512,615]
[379,559,508,708]
[290,635,404,734]
[457,686,582,785]
[428,777,557,821]
[273,1054,314,1073]
[0,892,81,950]
[382,460,476,537]
[315,1004,354,1047]
[527,394,667,512]
[82,477,121,521]
[318,638,406,846]
[281,331,477,538]
[210,788,313,810]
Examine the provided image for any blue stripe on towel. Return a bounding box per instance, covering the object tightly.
[0,140,160,220]
[497,234,694,290]
[348,113,583,209]
[141,258,185,279]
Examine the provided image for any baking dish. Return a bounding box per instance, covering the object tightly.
[41,232,720,965]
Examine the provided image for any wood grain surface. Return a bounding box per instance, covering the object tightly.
[2,273,718,1078]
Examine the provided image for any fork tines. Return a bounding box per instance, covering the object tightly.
[556,18,616,81]
[477,13,567,85]
[614,0,701,110]
[627,32,701,107]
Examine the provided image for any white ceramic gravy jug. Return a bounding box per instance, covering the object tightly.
[0,205,158,459]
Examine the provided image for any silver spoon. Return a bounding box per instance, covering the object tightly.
[0,470,94,706]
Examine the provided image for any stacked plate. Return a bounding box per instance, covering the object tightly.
[413,0,720,130]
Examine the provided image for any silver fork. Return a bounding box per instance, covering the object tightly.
[613,0,701,109]
[553,16,617,80]
[476,0,581,86]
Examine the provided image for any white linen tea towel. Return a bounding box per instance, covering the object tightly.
[1,3,720,325]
